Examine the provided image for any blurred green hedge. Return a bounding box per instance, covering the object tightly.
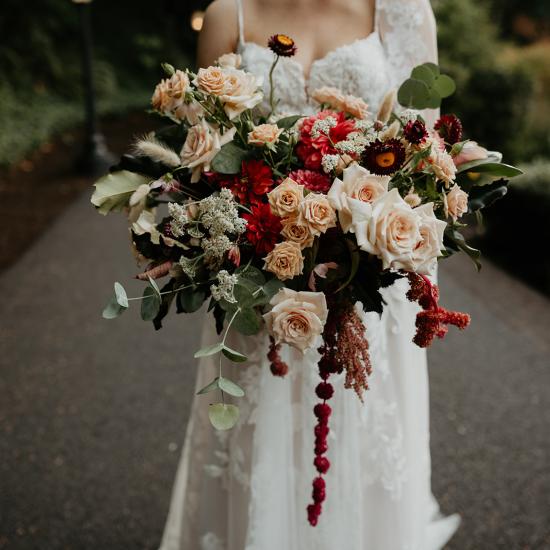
[0,0,193,166]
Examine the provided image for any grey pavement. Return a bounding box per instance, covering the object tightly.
[0,191,549,550]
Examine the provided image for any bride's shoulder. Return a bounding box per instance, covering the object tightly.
[198,0,240,67]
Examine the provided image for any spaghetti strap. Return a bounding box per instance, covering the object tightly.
[235,0,245,47]
[374,0,380,33]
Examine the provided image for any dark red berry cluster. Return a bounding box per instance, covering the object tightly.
[268,337,289,377]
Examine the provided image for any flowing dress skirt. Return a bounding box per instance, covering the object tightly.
[159,278,460,550]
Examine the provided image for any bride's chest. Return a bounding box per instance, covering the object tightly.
[240,35,393,115]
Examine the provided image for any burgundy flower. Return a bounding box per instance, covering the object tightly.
[242,202,282,256]
[434,114,463,145]
[268,34,297,57]
[403,119,428,145]
[362,138,406,176]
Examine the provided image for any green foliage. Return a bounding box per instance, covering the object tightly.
[435,0,537,163]
[208,403,240,431]
[398,63,455,110]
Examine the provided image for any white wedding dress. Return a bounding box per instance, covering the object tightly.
[159,1,460,549]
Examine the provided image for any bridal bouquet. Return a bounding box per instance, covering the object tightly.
[92,35,521,525]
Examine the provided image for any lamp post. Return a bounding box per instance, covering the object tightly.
[73,0,115,176]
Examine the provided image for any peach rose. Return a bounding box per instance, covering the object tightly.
[340,94,369,119]
[180,120,236,183]
[300,193,337,235]
[352,188,422,271]
[263,241,304,281]
[311,87,345,110]
[446,184,469,221]
[268,178,305,217]
[248,123,283,147]
[328,163,389,232]
[151,70,190,114]
[216,52,242,69]
[218,68,263,119]
[195,66,229,96]
[453,141,489,166]
[174,100,204,125]
[263,288,328,352]
[281,216,315,249]
[411,203,446,275]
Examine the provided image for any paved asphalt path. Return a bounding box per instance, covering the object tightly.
[1,191,549,550]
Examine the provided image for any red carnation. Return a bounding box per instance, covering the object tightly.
[288,169,332,193]
[219,160,275,205]
[242,202,282,256]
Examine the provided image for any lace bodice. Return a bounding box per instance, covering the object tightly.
[235,0,438,117]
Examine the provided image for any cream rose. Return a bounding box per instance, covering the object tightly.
[300,193,337,235]
[340,94,369,119]
[446,184,469,221]
[311,87,345,110]
[268,178,305,217]
[263,288,328,352]
[180,120,236,183]
[248,123,283,147]
[218,68,263,119]
[453,141,489,166]
[216,52,242,69]
[195,66,229,96]
[404,189,422,208]
[351,188,422,271]
[174,100,204,125]
[328,163,389,232]
[281,215,315,249]
[411,203,447,275]
[263,241,304,281]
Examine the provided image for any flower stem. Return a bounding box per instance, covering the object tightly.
[268,56,280,116]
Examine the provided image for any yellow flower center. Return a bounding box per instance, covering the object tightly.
[376,151,396,168]
[277,34,294,47]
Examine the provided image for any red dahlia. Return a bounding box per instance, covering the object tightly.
[218,160,274,205]
[297,110,356,170]
[242,202,282,256]
[403,120,429,145]
[362,139,406,175]
[434,114,463,145]
[287,169,332,193]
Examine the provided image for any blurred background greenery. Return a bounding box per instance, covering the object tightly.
[0,0,549,290]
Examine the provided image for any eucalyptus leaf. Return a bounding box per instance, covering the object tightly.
[236,265,266,286]
[211,142,248,174]
[114,282,128,308]
[411,65,436,86]
[233,308,262,336]
[102,296,127,319]
[177,287,207,313]
[221,346,248,363]
[197,377,221,395]
[194,342,224,358]
[446,229,482,271]
[218,377,245,397]
[276,115,302,129]
[422,62,441,77]
[141,285,161,321]
[147,276,161,297]
[432,74,456,98]
[91,171,149,215]
[208,403,240,430]
[397,78,432,109]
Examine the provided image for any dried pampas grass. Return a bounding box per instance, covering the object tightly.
[132,134,181,168]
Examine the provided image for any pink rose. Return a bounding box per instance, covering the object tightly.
[453,141,489,167]
[446,184,469,221]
